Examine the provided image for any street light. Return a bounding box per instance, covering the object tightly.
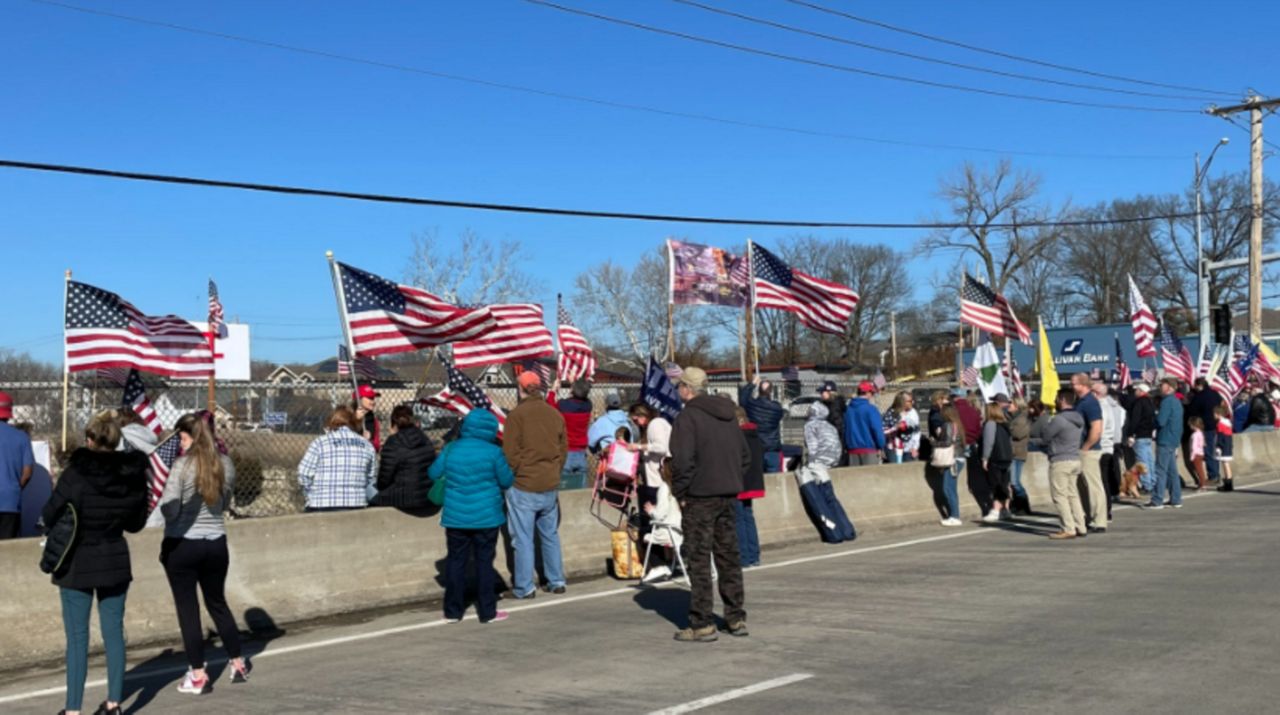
[1196,136,1231,344]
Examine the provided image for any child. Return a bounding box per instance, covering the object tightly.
[1215,403,1235,492]
[1188,416,1208,492]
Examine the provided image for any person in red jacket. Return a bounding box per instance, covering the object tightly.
[556,379,593,489]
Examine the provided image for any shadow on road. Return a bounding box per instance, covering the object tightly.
[633,587,688,628]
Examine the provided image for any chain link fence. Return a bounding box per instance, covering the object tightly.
[1,376,967,520]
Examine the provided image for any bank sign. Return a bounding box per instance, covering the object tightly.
[961,323,1205,376]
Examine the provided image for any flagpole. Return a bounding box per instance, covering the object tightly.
[326,251,361,397]
[665,239,675,364]
[61,269,72,452]
[206,277,216,414]
[746,238,760,378]
[555,293,565,387]
[956,271,965,385]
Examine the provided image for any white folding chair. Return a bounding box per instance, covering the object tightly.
[641,521,690,587]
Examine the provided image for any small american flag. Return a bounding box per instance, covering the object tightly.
[664,362,684,381]
[208,279,228,339]
[421,356,507,435]
[1216,343,1260,400]
[1195,341,1216,382]
[751,244,859,335]
[1004,354,1024,398]
[121,369,163,436]
[147,432,182,513]
[518,359,553,389]
[1129,275,1158,358]
[337,344,379,380]
[1159,322,1194,383]
[65,280,213,379]
[960,274,1031,344]
[453,303,555,368]
[961,365,978,387]
[781,365,801,381]
[556,297,596,383]
[872,368,887,391]
[1114,335,1131,390]
[337,262,496,357]
[1142,367,1158,385]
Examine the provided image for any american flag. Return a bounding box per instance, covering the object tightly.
[555,298,596,383]
[1250,340,1280,385]
[65,280,213,379]
[1141,366,1158,385]
[1195,341,1216,381]
[421,356,507,435]
[337,262,496,357]
[1003,353,1024,398]
[872,368,887,391]
[453,303,554,368]
[1114,334,1131,390]
[664,362,684,381]
[337,344,379,380]
[961,365,978,387]
[751,244,859,335]
[146,432,182,513]
[1128,275,1158,358]
[121,369,163,436]
[208,279,227,339]
[518,359,554,389]
[95,367,131,386]
[1158,322,1194,383]
[960,274,1031,344]
[1216,343,1260,400]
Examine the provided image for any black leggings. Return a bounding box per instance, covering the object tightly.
[161,537,242,669]
[985,462,1011,503]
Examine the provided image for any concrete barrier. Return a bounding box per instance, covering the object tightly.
[3,430,1277,671]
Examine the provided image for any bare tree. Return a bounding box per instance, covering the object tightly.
[403,228,541,305]
[918,160,1067,294]
[0,350,60,381]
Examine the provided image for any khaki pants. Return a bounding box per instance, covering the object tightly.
[1050,459,1086,535]
[1080,450,1107,529]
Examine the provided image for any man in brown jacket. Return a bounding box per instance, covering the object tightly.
[503,371,569,598]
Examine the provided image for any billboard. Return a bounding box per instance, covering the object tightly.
[961,323,1202,377]
[175,321,252,381]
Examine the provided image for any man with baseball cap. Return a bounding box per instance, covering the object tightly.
[843,381,885,466]
[1124,382,1157,492]
[503,371,569,598]
[0,391,35,539]
[353,384,382,452]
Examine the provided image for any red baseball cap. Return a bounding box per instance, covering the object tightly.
[857,381,876,395]
[0,391,12,419]
[354,384,380,400]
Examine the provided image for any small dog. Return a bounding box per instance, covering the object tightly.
[1120,463,1148,499]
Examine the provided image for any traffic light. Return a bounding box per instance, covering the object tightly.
[1212,303,1232,345]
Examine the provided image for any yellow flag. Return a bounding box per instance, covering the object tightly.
[1037,317,1059,407]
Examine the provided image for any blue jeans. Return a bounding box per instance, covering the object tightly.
[505,486,565,596]
[734,500,760,566]
[560,451,588,490]
[942,465,961,519]
[762,450,781,473]
[1134,438,1155,490]
[61,584,128,711]
[1152,444,1182,506]
[1203,431,1219,481]
[1010,459,1027,498]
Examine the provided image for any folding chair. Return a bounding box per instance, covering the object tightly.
[641,521,690,587]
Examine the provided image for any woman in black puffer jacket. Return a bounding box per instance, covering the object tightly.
[43,410,149,715]
[370,405,437,509]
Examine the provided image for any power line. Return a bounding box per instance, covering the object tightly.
[0,158,1245,230]
[783,0,1239,98]
[22,0,1182,161]
[523,0,1202,114]
[671,0,1217,102]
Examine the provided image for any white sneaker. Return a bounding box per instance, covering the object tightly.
[642,565,673,584]
[177,668,210,695]
[982,510,1000,523]
[941,517,963,527]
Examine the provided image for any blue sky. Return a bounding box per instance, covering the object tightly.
[2,0,1276,366]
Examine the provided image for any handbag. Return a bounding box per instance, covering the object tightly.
[427,446,450,506]
[929,424,957,468]
[39,502,79,575]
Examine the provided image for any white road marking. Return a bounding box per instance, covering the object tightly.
[3,476,1276,706]
[647,673,815,714]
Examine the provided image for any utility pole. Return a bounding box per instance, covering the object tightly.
[890,311,898,369]
[1208,95,1280,341]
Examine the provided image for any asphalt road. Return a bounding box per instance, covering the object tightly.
[4,478,1279,714]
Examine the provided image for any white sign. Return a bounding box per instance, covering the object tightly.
[172,321,252,381]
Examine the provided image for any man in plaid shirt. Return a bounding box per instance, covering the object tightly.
[298,406,378,511]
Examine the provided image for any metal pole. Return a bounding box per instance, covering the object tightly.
[60,269,72,452]
[890,311,898,369]
[1195,152,1210,344]
[746,239,760,378]
[1249,102,1265,341]
[326,252,362,398]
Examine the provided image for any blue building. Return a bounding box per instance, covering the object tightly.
[961,323,1207,378]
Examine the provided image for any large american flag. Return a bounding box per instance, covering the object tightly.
[453,303,554,368]
[147,432,182,513]
[65,281,213,379]
[960,274,1031,344]
[751,244,858,335]
[337,344,379,380]
[1128,275,1158,358]
[121,369,163,436]
[421,357,507,434]
[1158,322,1194,383]
[556,297,596,383]
[1114,335,1131,390]
[337,262,496,357]
[208,279,227,338]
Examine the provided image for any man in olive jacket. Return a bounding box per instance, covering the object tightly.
[503,371,569,598]
[670,366,752,642]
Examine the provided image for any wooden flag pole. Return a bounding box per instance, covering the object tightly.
[745,239,759,381]
[61,269,72,452]
[665,239,676,364]
[326,251,362,399]
[206,331,216,415]
[956,271,965,384]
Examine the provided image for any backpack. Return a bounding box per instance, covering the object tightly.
[989,422,1013,464]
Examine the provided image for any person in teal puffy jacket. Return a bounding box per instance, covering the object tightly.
[428,409,515,624]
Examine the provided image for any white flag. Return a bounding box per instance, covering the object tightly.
[973,339,1008,402]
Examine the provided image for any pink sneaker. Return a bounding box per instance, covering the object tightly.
[177,669,210,695]
[482,611,509,624]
